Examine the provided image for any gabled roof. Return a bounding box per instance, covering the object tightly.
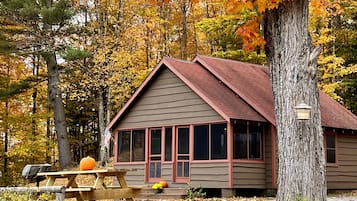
[108,55,357,131]
[194,55,275,125]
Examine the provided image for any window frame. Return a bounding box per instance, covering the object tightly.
[164,127,173,162]
[116,129,146,163]
[233,121,264,161]
[193,123,227,161]
[325,132,337,166]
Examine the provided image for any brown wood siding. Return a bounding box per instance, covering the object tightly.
[327,134,357,189]
[265,126,273,188]
[114,164,146,186]
[161,163,172,182]
[233,163,266,188]
[190,162,229,188]
[117,68,224,129]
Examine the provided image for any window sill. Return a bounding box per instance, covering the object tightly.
[233,159,265,164]
[191,159,228,163]
[113,161,146,165]
[326,163,338,167]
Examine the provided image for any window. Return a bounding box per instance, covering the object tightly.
[118,131,130,162]
[117,129,145,162]
[193,123,227,160]
[326,134,336,164]
[233,122,263,160]
[194,125,209,160]
[211,124,227,159]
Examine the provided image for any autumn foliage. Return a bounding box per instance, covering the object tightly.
[0,0,355,186]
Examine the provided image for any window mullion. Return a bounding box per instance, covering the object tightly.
[209,124,211,160]
[130,131,133,162]
[247,122,250,160]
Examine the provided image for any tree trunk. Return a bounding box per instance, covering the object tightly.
[44,52,72,169]
[180,0,190,60]
[264,0,327,200]
[98,88,105,161]
[98,87,108,166]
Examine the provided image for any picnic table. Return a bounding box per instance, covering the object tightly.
[37,168,141,201]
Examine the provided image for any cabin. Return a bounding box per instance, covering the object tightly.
[107,55,357,196]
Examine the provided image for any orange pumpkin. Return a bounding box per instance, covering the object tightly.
[159,180,168,188]
[79,156,96,170]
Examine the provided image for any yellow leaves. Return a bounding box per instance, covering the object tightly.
[312,28,335,46]
[318,55,357,103]
[319,55,345,79]
[226,0,282,14]
[3,24,25,32]
[320,82,343,101]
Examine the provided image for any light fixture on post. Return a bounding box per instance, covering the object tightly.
[295,102,312,120]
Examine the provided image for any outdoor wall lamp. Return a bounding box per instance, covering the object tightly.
[295,102,312,120]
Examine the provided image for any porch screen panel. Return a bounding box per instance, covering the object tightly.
[151,129,162,154]
[233,123,248,159]
[178,128,189,154]
[132,130,145,162]
[249,123,262,160]
[165,127,172,161]
[118,131,130,162]
[211,123,227,159]
[194,125,209,160]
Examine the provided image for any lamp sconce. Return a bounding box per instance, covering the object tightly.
[295,102,312,120]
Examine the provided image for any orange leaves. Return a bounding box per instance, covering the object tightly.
[235,18,265,51]
[149,0,199,6]
[227,0,282,51]
[149,0,170,6]
[310,0,344,18]
[227,0,281,14]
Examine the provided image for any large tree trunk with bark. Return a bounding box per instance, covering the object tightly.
[264,0,327,200]
[44,52,72,169]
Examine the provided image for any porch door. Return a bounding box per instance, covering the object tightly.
[176,127,190,180]
[149,129,162,180]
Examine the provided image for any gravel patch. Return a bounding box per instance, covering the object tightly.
[328,196,357,201]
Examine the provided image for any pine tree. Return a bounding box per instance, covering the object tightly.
[0,0,75,168]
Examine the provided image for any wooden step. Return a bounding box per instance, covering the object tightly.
[136,187,186,200]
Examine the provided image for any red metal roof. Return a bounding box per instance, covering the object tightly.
[194,55,276,125]
[108,55,357,131]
